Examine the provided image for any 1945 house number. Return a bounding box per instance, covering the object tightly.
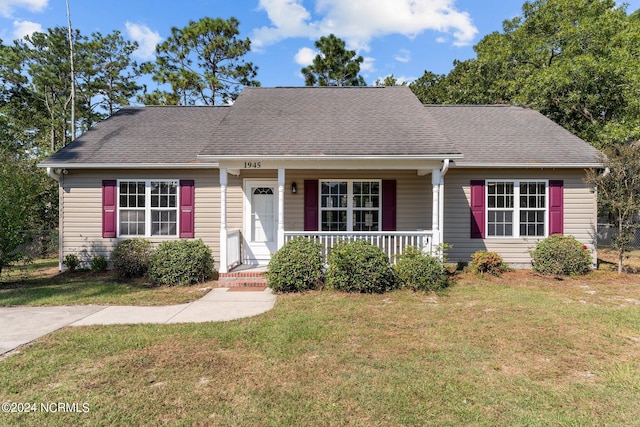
[244,161,261,169]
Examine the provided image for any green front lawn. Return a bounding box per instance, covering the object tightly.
[0,259,209,306]
[1,270,639,426]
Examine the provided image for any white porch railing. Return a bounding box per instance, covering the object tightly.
[284,231,433,264]
[226,228,242,271]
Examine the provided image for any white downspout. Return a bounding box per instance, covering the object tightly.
[431,168,441,252]
[46,168,64,271]
[219,168,228,273]
[439,159,450,256]
[277,168,285,251]
[46,167,60,182]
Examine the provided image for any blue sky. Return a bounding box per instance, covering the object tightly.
[1,0,639,88]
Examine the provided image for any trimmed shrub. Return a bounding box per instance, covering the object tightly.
[111,238,152,278]
[531,234,592,276]
[326,240,395,293]
[148,239,215,286]
[90,255,109,272]
[394,246,448,291]
[469,250,509,276]
[267,237,324,292]
[64,254,80,272]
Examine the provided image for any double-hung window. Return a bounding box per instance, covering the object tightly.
[320,180,381,231]
[487,180,547,238]
[118,180,178,237]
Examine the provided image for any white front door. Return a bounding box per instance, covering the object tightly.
[243,180,278,265]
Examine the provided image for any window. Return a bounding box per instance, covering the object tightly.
[118,180,178,237]
[320,180,380,231]
[486,180,547,238]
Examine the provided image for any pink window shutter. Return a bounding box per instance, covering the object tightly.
[470,180,485,239]
[548,180,564,235]
[102,180,117,238]
[381,180,396,231]
[304,180,319,231]
[179,180,195,238]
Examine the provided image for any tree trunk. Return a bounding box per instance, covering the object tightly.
[618,221,624,274]
[618,248,623,274]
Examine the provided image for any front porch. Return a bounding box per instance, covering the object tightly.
[217,161,450,273]
[224,229,434,272]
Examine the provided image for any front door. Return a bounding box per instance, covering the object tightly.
[243,180,278,265]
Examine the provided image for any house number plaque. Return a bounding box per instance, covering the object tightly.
[243,161,262,169]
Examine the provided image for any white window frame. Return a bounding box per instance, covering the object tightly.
[319,179,382,232]
[117,179,180,238]
[485,179,548,238]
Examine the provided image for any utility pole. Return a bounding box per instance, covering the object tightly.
[66,0,76,143]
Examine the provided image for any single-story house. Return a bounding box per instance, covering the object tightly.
[39,86,603,272]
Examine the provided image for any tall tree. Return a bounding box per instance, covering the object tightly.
[411,0,640,148]
[374,74,407,87]
[0,148,42,275]
[20,27,75,152]
[76,31,142,130]
[408,71,447,103]
[141,17,259,105]
[301,34,366,86]
[0,39,43,155]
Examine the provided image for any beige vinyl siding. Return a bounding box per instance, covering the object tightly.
[59,168,434,269]
[282,170,433,231]
[60,169,219,267]
[59,166,596,270]
[443,168,597,267]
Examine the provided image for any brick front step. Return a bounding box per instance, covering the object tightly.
[217,270,267,288]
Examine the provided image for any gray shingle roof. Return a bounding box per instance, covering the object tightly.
[42,106,228,165]
[199,86,459,157]
[40,87,602,168]
[425,104,602,166]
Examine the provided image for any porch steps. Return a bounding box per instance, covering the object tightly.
[217,269,268,289]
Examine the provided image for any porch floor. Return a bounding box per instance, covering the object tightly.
[227,264,268,274]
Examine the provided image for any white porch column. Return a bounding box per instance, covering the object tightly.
[431,168,441,251]
[277,168,285,250]
[219,168,228,273]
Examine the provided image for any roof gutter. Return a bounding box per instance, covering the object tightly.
[452,162,602,168]
[39,162,220,169]
[198,154,464,161]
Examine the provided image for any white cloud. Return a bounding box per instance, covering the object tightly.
[360,56,375,73]
[394,48,411,63]
[12,19,42,39]
[253,0,317,49]
[252,0,478,50]
[125,22,162,60]
[294,47,317,66]
[0,0,47,18]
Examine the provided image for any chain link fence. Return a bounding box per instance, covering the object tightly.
[597,223,640,249]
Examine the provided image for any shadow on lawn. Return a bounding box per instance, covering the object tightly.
[0,268,158,306]
[597,249,640,274]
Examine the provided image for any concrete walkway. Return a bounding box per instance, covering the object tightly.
[0,288,276,355]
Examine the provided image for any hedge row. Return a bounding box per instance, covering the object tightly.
[110,238,215,286]
[268,234,593,293]
[267,238,449,294]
